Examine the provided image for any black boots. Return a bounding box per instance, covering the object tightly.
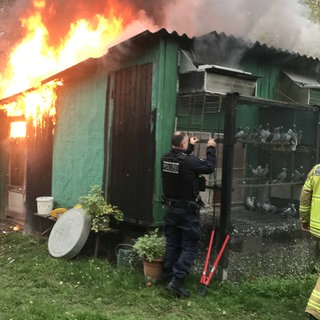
[166,277,191,298]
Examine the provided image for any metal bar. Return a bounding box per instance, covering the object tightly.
[218,92,239,281]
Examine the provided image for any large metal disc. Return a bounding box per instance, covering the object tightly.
[48,208,91,259]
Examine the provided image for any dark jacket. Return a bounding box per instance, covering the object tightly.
[161,144,216,200]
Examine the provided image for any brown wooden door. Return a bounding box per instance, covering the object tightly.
[108,63,155,224]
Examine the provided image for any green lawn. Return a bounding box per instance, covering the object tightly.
[0,232,316,320]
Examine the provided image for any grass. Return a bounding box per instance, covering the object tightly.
[0,232,317,320]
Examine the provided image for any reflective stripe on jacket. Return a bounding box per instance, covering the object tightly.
[306,277,320,319]
[300,164,320,238]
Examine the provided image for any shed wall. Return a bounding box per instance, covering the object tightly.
[241,58,281,100]
[52,69,107,207]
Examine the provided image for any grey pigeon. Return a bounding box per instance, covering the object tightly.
[273,168,287,183]
[271,127,281,143]
[291,166,304,183]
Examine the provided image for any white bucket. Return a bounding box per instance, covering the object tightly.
[36,196,54,216]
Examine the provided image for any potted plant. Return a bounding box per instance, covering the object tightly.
[78,185,123,232]
[133,228,166,282]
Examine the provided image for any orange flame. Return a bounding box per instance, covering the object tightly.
[1,0,129,136]
[10,225,21,232]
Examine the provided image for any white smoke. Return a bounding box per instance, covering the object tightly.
[114,10,159,45]
[163,0,320,57]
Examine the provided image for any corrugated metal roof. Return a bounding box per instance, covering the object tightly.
[283,71,320,89]
[107,28,193,61]
[194,30,320,64]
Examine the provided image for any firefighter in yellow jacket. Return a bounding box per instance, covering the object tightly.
[300,164,320,320]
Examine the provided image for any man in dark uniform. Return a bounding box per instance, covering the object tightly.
[161,131,217,298]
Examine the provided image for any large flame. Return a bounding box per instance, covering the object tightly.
[1,0,130,137]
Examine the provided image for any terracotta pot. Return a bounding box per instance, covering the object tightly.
[143,259,163,282]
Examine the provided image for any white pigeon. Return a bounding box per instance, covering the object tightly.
[290,131,298,151]
[246,196,255,211]
[261,164,269,177]
[261,201,277,214]
[284,129,293,143]
[260,123,270,143]
[248,164,266,177]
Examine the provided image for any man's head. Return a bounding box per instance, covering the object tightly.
[171,131,189,150]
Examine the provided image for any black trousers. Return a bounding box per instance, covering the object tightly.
[163,205,201,282]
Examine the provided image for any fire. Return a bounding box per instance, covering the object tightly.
[10,225,21,232]
[0,0,129,136]
[10,122,26,139]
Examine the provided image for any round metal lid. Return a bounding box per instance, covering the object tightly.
[48,208,91,259]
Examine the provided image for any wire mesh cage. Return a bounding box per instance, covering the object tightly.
[176,92,320,223]
[232,103,318,221]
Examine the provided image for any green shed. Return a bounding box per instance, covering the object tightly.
[1,28,320,240]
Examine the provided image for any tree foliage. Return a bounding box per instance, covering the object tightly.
[302,0,320,23]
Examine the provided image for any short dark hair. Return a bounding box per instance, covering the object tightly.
[171,131,187,147]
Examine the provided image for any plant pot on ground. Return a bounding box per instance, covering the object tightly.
[133,228,165,282]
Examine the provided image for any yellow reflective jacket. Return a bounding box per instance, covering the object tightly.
[300,164,320,238]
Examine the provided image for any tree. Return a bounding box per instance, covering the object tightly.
[302,0,320,23]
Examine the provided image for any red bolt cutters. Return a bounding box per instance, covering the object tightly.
[199,223,233,296]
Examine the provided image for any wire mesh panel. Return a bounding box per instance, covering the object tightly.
[233,103,319,220]
[176,93,225,208]
[176,93,319,223]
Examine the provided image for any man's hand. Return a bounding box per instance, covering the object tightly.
[207,138,217,148]
[301,222,310,232]
[190,137,199,145]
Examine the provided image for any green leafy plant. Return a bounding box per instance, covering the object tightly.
[78,185,123,232]
[133,228,166,262]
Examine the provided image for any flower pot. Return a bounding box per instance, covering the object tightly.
[143,259,163,282]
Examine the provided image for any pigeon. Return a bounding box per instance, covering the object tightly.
[249,127,260,141]
[248,164,266,177]
[235,127,250,140]
[282,203,297,218]
[297,130,303,144]
[270,127,281,143]
[235,128,245,139]
[261,164,269,177]
[291,166,304,183]
[259,123,271,143]
[260,201,277,214]
[246,196,256,211]
[290,125,298,151]
[273,168,287,183]
[283,129,293,143]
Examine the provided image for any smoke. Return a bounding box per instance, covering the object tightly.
[163,0,320,58]
[2,0,320,64]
